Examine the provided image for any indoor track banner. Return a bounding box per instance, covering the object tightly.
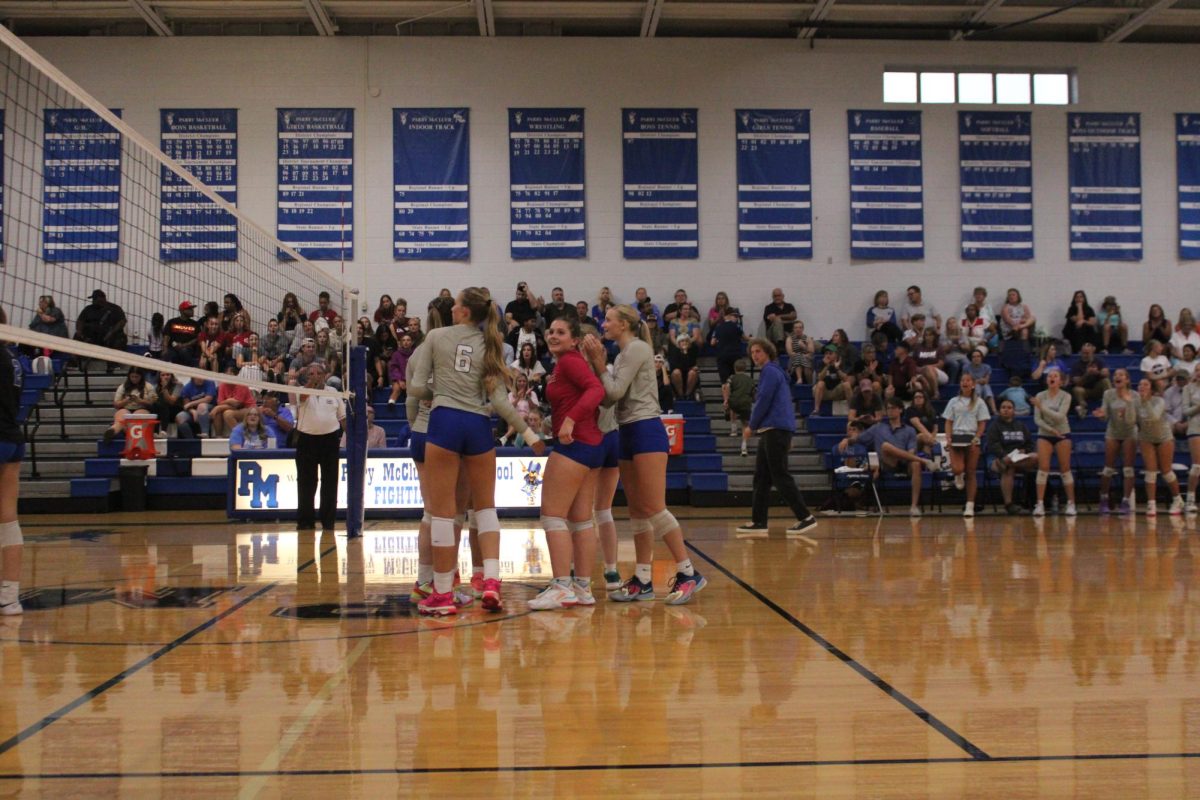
[43,108,122,263]
[847,110,923,259]
[160,109,238,262]
[277,108,353,261]
[393,108,470,260]
[735,109,812,260]
[622,108,699,259]
[959,111,1033,260]
[1068,112,1142,261]
[1178,114,1200,260]
[509,108,586,259]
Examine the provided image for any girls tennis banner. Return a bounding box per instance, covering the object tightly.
[277,108,353,261]
[847,110,923,259]
[959,111,1033,260]
[394,108,470,260]
[736,109,812,260]
[160,109,238,262]
[622,108,698,259]
[509,109,585,259]
[43,108,122,263]
[1178,114,1200,260]
[1068,112,1142,261]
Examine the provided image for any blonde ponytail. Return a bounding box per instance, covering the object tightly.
[460,287,509,393]
[610,304,652,346]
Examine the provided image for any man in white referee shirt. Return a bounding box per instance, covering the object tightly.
[289,364,345,531]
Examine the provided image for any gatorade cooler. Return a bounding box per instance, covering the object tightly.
[661,414,685,455]
[122,412,159,460]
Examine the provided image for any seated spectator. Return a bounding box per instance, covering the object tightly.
[723,357,754,457]
[837,397,937,516]
[315,328,340,369]
[1068,342,1111,417]
[901,285,942,333]
[542,287,571,327]
[374,294,398,327]
[227,310,252,346]
[341,405,387,450]
[969,286,997,332]
[646,311,669,355]
[402,315,424,348]
[786,319,815,384]
[987,398,1037,514]
[220,293,247,332]
[668,335,701,402]
[709,307,747,385]
[75,290,127,353]
[288,319,318,364]
[515,409,547,449]
[900,312,927,346]
[965,349,997,415]
[913,328,948,391]
[1098,295,1129,354]
[387,333,415,408]
[277,292,306,333]
[998,374,1032,416]
[942,317,970,381]
[1142,303,1172,348]
[202,301,220,321]
[327,316,348,353]
[288,338,326,386]
[233,332,264,382]
[828,328,860,374]
[591,286,614,329]
[668,302,703,349]
[813,346,851,409]
[507,316,547,360]
[763,288,797,351]
[707,291,732,331]
[103,366,156,443]
[504,282,540,332]
[904,387,939,449]
[662,289,690,328]
[1175,343,1199,375]
[1061,290,1100,354]
[654,353,673,412]
[866,290,902,344]
[177,374,216,438]
[1031,342,1068,388]
[150,370,183,435]
[511,342,547,388]
[961,304,991,356]
[28,294,69,348]
[1141,339,1173,392]
[259,394,295,446]
[847,379,884,427]
[574,301,591,324]
[856,343,885,395]
[309,290,338,326]
[210,366,257,438]
[999,287,1035,341]
[500,372,539,444]
[1170,308,1200,360]
[229,408,271,451]
[885,342,919,402]
[634,287,660,324]
[1164,368,1191,438]
[197,315,231,372]
[261,318,289,380]
[146,313,165,360]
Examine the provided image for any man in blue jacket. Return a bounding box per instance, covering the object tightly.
[736,339,818,538]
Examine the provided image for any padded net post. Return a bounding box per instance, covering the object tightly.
[345,345,367,537]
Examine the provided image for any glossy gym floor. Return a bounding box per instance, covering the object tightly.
[0,509,1197,797]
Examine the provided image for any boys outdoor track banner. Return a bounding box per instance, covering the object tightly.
[1068,112,1142,261]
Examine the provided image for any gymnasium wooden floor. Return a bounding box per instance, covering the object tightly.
[0,509,1198,797]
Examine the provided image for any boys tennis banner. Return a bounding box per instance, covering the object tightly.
[736,109,812,260]
[394,108,470,260]
[160,109,238,262]
[959,111,1033,260]
[1068,112,1142,261]
[622,108,698,259]
[509,108,586,259]
[1178,114,1200,260]
[848,110,923,259]
[277,108,353,261]
[43,108,122,263]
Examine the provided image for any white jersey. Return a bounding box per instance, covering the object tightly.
[600,338,661,425]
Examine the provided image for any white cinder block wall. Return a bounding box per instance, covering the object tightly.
[29,36,1200,339]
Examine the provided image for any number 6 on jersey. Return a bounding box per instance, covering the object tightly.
[454,344,473,373]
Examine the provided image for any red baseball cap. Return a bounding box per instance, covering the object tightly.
[179,301,195,311]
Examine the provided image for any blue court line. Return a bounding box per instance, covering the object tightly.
[686,541,992,761]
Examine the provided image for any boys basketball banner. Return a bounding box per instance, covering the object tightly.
[43,108,122,263]
[735,109,812,260]
[393,108,470,260]
[622,108,698,259]
[847,110,923,260]
[160,109,238,262]
[1068,112,1142,261]
[509,108,586,259]
[1178,114,1200,260]
[959,111,1033,260]
[277,108,353,261]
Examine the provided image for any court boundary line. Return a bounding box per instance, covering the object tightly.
[686,541,992,761]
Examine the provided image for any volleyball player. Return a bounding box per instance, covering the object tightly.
[0,308,24,616]
[582,305,705,605]
[408,287,545,616]
[580,319,623,593]
[530,314,605,610]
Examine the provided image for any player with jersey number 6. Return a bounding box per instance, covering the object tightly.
[408,287,546,617]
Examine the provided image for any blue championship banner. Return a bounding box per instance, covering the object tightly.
[623,108,698,259]
[160,109,237,262]
[43,108,122,263]
[509,108,586,259]
[959,111,1033,260]
[0,111,4,263]
[277,108,353,261]
[847,110,923,259]
[1068,113,1142,261]
[1178,114,1200,260]
[736,109,812,260]
[394,108,469,260]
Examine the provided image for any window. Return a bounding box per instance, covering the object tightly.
[919,72,955,104]
[995,73,1031,104]
[958,73,994,104]
[1033,72,1069,105]
[883,71,918,104]
[884,69,1073,105]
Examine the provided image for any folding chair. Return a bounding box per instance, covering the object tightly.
[832,449,884,515]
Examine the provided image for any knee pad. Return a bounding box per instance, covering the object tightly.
[595,508,615,525]
[474,507,500,532]
[649,508,679,538]
[1123,467,1136,479]
[1165,471,1179,485]
[630,517,653,535]
[1100,467,1117,478]
[454,514,465,528]
[421,511,432,525]
[430,516,456,547]
[1061,471,1074,487]
[1036,470,1049,486]
[1191,464,1200,479]
[0,521,20,548]
[1145,471,1158,485]
[466,509,477,530]
[569,519,594,534]
[540,515,570,533]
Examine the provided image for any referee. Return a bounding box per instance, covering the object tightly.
[289,364,346,531]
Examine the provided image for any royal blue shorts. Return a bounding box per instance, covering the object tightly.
[409,431,427,464]
[427,407,495,457]
[0,441,23,464]
[618,417,669,460]
[600,429,620,470]
[553,439,604,469]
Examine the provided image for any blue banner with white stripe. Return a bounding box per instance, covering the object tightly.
[1178,113,1200,260]
[623,108,698,259]
[1068,112,1141,261]
[43,108,122,263]
[848,110,923,260]
[394,108,469,260]
[160,109,237,262]
[277,108,353,261]
[736,109,811,260]
[0,111,4,263]
[509,108,585,259]
[959,111,1033,260]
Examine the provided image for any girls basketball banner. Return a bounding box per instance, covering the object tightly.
[959,111,1033,260]
[277,108,353,261]
[622,108,698,259]
[735,109,812,260]
[509,108,586,259]
[847,110,923,260]
[160,109,238,262]
[1068,112,1142,261]
[393,108,470,260]
[1178,114,1200,260]
[43,108,122,263]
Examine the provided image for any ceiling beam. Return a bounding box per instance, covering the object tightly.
[796,0,837,39]
[952,0,1004,39]
[127,0,172,35]
[1104,0,1179,42]
[475,0,495,34]
[301,0,337,34]
[640,0,664,36]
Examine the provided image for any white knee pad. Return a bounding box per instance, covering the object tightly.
[421,511,432,525]
[1165,471,1179,485]
[630,517,653,535]
[540,515,570,533]
[430,516,456,547]
[474,507,500,532]
[1061,471,1074,487]
[454,514,466,528]
[1145,471,1158,485]
[569,519,594,534]
[649,508,679,538]
[1123,467,1136,479]
[1036,470,1049,486]
[1191,464,1200,479]
[1100,467,1117,478]
[595,508,615,525]
[0,521,20,548]
[466,509,477,529]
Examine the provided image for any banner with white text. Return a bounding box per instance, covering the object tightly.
[736,109,812,259]
[1178,113,1200,260]
[1068,112,1141,261]
[160,109,238,262]
[623,108,698,259]
[848,110,923,260]
[43,108,122,263]
[277,108,353,261]
[959,111,1033,260]
[509,108,586,259]
[394,108,470,260]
